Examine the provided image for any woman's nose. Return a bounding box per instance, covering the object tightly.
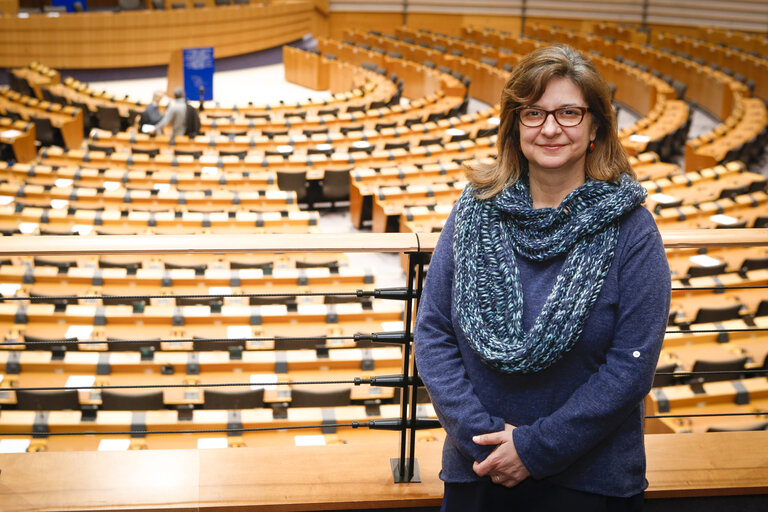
[540,113,561,136]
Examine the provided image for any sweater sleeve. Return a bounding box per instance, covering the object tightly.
[512,224,671,478]
[414,209,507,463]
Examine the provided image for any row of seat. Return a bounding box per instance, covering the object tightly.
[0,87,83,149]
[0,116,36,163]
[651,31,767,101]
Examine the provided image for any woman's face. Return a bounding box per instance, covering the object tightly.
[518,77,597,180]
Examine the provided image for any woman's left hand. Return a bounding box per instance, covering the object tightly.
[472,423,531,487]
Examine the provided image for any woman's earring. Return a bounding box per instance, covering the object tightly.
[588,141,596,153]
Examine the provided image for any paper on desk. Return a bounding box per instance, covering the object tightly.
[709,214,739,226]
[73,224,93,236]
[98,439,131,451]
[381,321,404,332]
[66,375,95,391]
[54,178,73,188]
[66,325,94,340]
[140,124,155,134]
[197,437,228,449]
[0,439,30,453]
[0,195,12,206]
[0,129,22,138]
[629,134,651,143]
[649,193,679,204]
[294,435,326,447]
[18,222,38,234]
[689,254,723,268]
[0,283,21,297]
[227,325,251,339]
[250,373,277,390]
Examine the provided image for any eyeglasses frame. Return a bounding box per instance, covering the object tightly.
[515,106,591,128]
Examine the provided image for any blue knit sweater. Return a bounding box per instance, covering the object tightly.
[414,203,671,497]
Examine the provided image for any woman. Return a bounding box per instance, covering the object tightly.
[414,44,671,511]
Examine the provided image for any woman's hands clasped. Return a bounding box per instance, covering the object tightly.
[472,423,531,487]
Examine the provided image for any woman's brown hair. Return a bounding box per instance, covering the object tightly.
[466,44,634,198]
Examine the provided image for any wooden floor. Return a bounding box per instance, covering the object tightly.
[0,431,766,511]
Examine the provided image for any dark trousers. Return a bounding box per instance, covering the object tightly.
[441,479,644,512]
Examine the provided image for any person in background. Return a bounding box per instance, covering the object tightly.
[140,90,165,127]
[414,44,671,511]
[151,87,187,137]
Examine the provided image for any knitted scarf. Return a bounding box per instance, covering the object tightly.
[453,173,646,374]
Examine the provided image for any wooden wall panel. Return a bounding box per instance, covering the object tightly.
[0,3,314,69]
[0,0,18,14]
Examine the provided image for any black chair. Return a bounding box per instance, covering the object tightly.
[317,108,338,117]
[23,334,77,354]
[165,261,207,275]
[100,390,165,410]
[87,143,116,156]
[245,113,270,120]
[340,124,364,135]
[321,168,350,207]
[173,149,203,159]
[346,104,366,114]
[218,150,247,160]
[262,129,288,139]
[30,116,62,147]
[95,106,123,134]
[276,170,308,204]
[296,259,339,272]
[375,121,396,131]
[419,136,443,147]
[685,262,727,279]
[274,337,323,351]
[203,388,264,409]
[29,292,78,312]
[230,260,274,272]
[691,304,743,324]
[303,128,329,137]
[652,363,678,388]
[248,295,296,306]
[384,141,410,150]
[33,256,76,273]
[106,337,162,352]
[132,147,160,157]
[707,422,768,432]
[193,336,244,351]
[99,258,141,275]
[16,390,80,410]
[289,387,351,408]
[475,126,498,138]
[690,357,749,384]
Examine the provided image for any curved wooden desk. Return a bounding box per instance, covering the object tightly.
[0,2,314,69]
[0,431,766,510]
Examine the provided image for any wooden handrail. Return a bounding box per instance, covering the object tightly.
[0,229,766,257]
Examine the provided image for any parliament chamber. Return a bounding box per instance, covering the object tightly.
[1,1,768,510]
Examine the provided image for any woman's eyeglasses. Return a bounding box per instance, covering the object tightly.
[517,106,590,127]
